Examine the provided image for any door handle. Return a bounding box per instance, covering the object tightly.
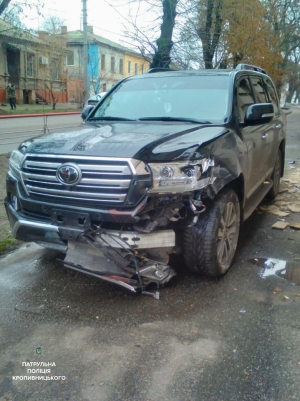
[276,124,282,129]
[261,134,268,140]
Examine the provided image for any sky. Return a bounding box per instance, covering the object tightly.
[23,0,157,47]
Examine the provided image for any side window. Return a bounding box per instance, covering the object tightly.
[251,77,268,103]
[237,77,255,122]
[265,78,279,113]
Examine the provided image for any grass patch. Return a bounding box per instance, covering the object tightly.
[0,235,17,253]
[6,108,80,114]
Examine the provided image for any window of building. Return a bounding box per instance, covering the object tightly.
[66,51,74,66]
[101,54,105,70]
[141,64,144,74]
[119,59,124,75]
[111,56,115,73]
[128,61,131,74]
[50,58,60,80]
[135,63,138,74]
[26,53,35,77]
[102,83,107,92]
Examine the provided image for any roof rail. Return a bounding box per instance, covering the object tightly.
[147,68,176,73]
[235,64,267,75]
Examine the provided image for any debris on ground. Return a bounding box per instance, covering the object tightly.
[287,204,300,213]
[272,221,289,230]
[259,205,290,217]
[288,222,300,230]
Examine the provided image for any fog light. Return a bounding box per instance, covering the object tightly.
[11,195,19,211]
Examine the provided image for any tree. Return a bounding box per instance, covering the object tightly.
[150,0,179,68]
[0,0,11,15]
[196,0,223,69]
[118,0,181,68]
[1,2,27,29]
[41,15,66,35]
[0,0,43,18]
[222,0,282,78]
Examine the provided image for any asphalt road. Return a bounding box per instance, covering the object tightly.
[0,114,82,154]
[0,109,300,401]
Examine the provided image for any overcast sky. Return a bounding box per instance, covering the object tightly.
[23,0,156,46]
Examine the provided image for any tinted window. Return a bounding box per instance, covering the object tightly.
[237,77,255,122]
[265,78,279,113]
[251,77,268,103]
[93,74,231,122]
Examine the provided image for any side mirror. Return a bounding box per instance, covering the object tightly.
[245,103,274,125]
[81,105,94,120]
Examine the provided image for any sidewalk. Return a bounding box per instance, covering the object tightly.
[0,102,81,119]
[0,153,14,252]
[0,102,80,111]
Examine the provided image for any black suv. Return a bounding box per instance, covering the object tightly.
[5,65,286,296]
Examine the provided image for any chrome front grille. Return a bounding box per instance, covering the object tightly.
[21,154,133,206]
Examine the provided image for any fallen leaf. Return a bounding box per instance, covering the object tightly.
[283,295,289,300]
[273,287,282,292]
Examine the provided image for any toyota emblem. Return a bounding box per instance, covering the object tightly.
[56,163,82,186]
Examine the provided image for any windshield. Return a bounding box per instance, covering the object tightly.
[92,74,231,123]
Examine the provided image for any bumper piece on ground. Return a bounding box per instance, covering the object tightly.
[61,227,176,297]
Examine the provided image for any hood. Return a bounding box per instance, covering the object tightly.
[21,122,227,162]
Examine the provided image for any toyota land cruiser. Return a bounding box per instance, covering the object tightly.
[5,64,286,296]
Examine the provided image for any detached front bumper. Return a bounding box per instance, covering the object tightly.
[5,200,177,295]
[5,200,175,250]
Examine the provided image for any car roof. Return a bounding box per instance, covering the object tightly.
[126,68,269,83]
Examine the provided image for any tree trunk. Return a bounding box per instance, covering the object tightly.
[197,0,223,69]
[0,0,12,16]
[150,0,178,68]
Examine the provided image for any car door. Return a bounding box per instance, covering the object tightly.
[263,77,285,168]
[236,75,275,201]
[250,75,279,181]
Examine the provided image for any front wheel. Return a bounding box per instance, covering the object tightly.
[267,149,282,199]
[184,188,240,277]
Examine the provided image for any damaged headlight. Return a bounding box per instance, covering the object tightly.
[148,158,214,194]
[9,150,25,179]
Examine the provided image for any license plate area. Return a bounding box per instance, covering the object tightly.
[51,210,90,228]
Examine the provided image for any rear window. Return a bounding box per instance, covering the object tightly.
[93,74,231,123]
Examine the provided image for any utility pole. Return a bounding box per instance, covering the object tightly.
[82,0,89,102]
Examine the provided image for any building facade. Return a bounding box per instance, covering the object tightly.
[61,26,149,104]
[0,19,68,105]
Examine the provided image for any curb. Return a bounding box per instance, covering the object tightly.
[0,111,81,119]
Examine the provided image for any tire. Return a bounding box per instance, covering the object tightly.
[183,188,240,277]
[267,149,282,200]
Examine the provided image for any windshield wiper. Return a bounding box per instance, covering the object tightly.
[89,116,136,121]
[138,116,212,124]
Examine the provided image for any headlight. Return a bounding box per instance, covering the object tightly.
[148,161,202,194]
[9,150,24,178]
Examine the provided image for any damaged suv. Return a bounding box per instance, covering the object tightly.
[5,65,286,296]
